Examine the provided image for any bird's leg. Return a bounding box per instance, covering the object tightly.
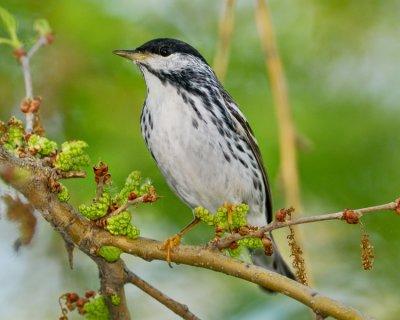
[161,217,201,266]
[225,203,234,231]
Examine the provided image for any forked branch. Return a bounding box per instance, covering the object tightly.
[0,146,373,320]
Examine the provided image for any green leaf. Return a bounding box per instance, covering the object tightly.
[0,37,12,45]
[0,6,22,49]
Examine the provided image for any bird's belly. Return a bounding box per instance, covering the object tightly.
[142,97,260,215]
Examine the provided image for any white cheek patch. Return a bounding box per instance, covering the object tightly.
[144,53,197,73]
[145,55,166,70]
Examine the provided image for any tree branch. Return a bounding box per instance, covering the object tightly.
[96,258,131,319]
[0,146,371,320]
[125,269,200,320]
[215,202,399,249]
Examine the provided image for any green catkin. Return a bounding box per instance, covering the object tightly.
[114,171,153,205]
[194,207,215,225]
[27,134,57,156]
[2,117,24,153]
[231,203,249,228]
[110,294,121,306]
[226,238,262,260]
[54,140,90,171]
[238,237,263,249]
[57,183,70,202]
[106,211,140,239]
[98,245,122,262]
[114,171,141,204]
[83,296,109,320]
[195,204,250,231]
[79,192,111,220]
[195,204,261,258]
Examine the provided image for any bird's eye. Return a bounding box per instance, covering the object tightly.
[159,46,170,57]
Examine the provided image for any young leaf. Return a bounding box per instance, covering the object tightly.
[0,6,22,49]
[33,19,51,36]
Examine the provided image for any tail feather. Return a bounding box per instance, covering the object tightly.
[250,236,296,293]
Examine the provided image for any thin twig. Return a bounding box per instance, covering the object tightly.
[58,170,87,179]
[215,201,399,249]
[125,270,200,320]
[20,57,33,98]
[110,195,147,217]
[96,179,104,199]
[27,36,47,59]
[213,0,235,82]
[19,36,48,133]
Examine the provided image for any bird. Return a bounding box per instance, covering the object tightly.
[114,38,295,280]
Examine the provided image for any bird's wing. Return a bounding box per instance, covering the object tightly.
[221,91,273,223]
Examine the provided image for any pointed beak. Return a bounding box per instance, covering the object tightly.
[113,49,150,62]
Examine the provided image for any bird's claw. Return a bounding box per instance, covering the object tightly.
[161,234,181,267]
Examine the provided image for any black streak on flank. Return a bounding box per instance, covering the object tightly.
[148,113,153,130]
[236,143,245,153]
[226,141,238,160]
[188,98,206,123]
[192,118,199,129]
[238,157,249,169]
[253,178,262,191]
[219,142,231,163]
[223,151,231,162]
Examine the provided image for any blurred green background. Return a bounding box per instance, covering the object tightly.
[0,1,399,319]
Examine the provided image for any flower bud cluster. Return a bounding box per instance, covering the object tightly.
[193,207,214,225]
[195,203,265,258]
[0,117,24,154]
[79,192,111,220]
[237,237,263,249]
[27,134,57,156]
[59,290,104,319]
[227,237,264,258]
[98,245,122,262]
[54,140,90,171]
[110,294,121,306]
[83,296,109,320]
[106,211,140,239]
[57,182,70,202]
[114,171,154,205]
[78,169,156,240]
[194,203,249,231]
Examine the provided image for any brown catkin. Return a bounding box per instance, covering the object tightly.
[287,226,308,285]
[360,223,374,271]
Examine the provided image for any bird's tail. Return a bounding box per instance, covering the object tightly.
[250,234,296,293]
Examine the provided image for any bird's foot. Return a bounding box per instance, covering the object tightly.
[161,234,182,267]
[224,202,235,230]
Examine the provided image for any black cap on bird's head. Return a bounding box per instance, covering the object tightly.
[113,38,207,65]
